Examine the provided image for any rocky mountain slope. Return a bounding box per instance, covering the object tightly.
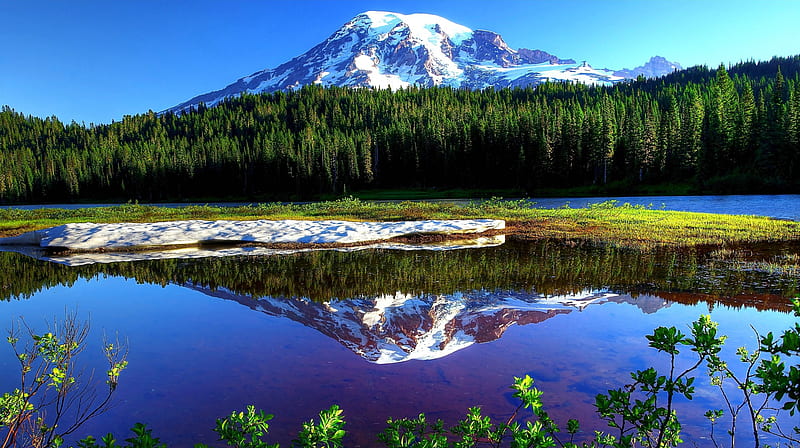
[614,56,683,79]
[167,11,680,113]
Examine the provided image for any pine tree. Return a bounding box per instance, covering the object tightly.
[706,64,738,175]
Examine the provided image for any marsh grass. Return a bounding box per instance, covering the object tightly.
[1,198,798,249]
[727,253,800,276]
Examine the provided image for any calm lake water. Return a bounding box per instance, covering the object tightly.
[529,194,800,221]
[0,240,797,446]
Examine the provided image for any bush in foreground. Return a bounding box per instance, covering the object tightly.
[3,301,798,448]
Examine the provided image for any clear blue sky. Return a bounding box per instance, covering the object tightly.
[2,0,799,125]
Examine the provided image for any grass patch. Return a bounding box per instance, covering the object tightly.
[721,252,800,277]
[1,198,798,249]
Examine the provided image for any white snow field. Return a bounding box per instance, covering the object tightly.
[0,219,506,265]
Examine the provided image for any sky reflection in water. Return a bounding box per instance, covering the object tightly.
[0,243,797,447]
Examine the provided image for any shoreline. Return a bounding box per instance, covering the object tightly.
[0,199,798,250]
[0,218,506,252]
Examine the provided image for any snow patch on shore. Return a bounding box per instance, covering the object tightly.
[5,235,504,266]
[0,219,506,265]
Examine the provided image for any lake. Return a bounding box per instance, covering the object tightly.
[529,194,800,221]
[0,238,797,446]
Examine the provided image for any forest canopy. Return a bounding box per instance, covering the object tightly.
[0,56,798,202]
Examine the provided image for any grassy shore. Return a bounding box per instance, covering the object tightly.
[1,198,798,249]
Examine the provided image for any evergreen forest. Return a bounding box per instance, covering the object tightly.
[1,56,799,202]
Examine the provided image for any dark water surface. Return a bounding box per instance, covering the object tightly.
[0,241,797,446]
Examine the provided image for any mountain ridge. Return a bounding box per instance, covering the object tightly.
[167,11,679,114]
[614,56,683,79]
[190,284,669,364]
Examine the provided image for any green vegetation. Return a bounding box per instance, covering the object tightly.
[1,57,799,202]
[0,199,798,249]
[2,49,799,445]
[6,304,797,447]
[367,307,800,447]
[1,237,798,306]
[0,311,128,448]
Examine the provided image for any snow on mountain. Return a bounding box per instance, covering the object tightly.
[613,56,683,79]
[166,11,680,114]
[191,285,668,363]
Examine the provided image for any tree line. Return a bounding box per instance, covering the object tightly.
[1,55,799,202]
[2,241,796,305]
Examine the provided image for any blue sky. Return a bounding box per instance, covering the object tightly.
[2,0,799,124]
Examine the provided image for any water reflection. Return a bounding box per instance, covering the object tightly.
[1,240,797,305]
[0,240,797,446]
[196,286,628,363]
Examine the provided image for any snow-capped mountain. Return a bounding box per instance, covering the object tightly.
[167,11,680,113]
[190,284,670,364]
[613,56,683,79]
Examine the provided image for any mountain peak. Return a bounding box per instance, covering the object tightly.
[198,284,641,364]
[166,12,681,114]
[613,56,682,79]
[353,11,474,44]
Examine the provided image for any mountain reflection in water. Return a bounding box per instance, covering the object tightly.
[192,286,633,363]
[1,239,797,305]
[0,239,797,447]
